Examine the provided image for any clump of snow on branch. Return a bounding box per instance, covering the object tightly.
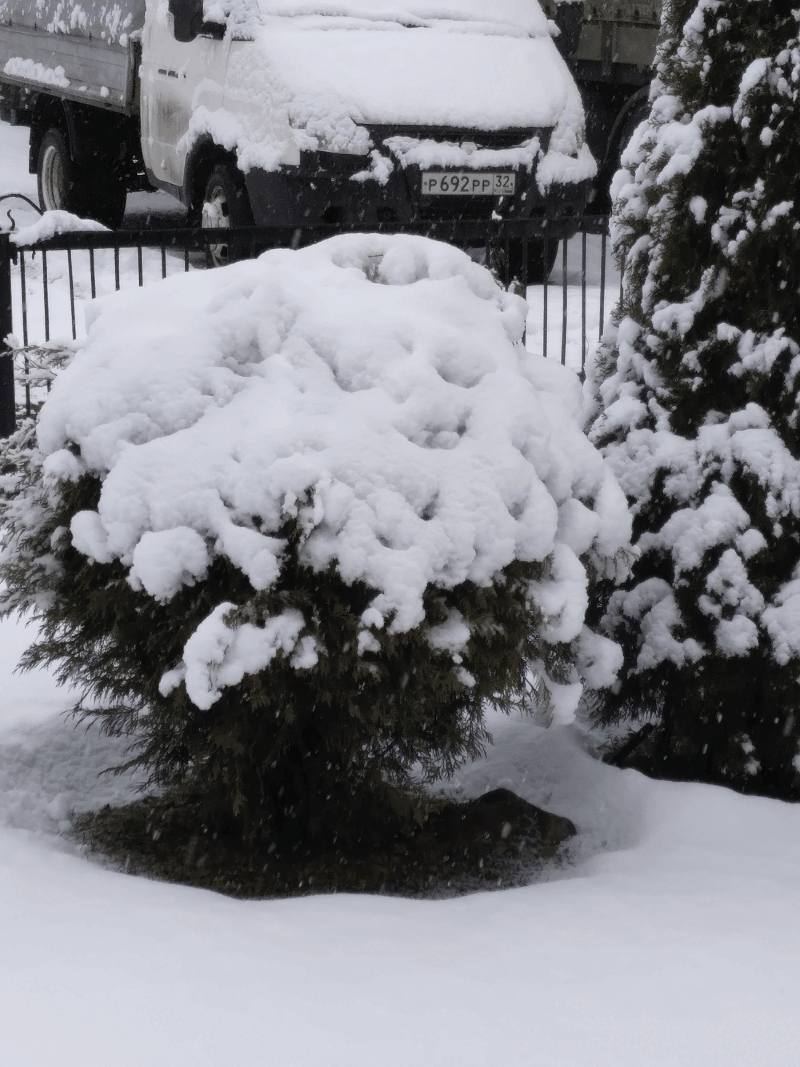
[23,235,629,715]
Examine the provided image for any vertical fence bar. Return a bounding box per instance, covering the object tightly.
[67,249,77,340]
[42,250,50,342]
[90,247,97,299]
[20,250,28,346]
[560,236,568,366]
[161,245,167,280]
[581,228,587,379]
[521,232,527,347]
[542,226,549,361]
[18,251,30,415]
[0,234,15,437]
[114,245,120,291]
[599,229,607,342]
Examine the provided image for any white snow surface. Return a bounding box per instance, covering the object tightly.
[2,618,800,1066]
[9,209,108,246]
[239,20,573,131]
[32,233,630,711]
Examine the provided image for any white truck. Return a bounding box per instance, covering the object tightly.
[0,0,596,275]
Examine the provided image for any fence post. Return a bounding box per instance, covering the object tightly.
[0,232,16,439]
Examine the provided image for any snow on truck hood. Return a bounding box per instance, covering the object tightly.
[251,25,574,129]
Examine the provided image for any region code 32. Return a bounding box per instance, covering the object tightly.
[420,172,516,196]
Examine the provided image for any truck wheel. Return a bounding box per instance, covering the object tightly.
[37,129,86,216]
[37,128,126,227]
[505,237,560,286]
[201,163,254,267]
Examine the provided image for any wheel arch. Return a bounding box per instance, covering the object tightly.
[601,86,651,174]
[29,96,131,173]
[184,137,240,223]
[591,85,651,212]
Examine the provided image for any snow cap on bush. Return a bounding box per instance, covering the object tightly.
[31,234,629,717]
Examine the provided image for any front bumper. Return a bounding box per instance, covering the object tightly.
[244,151,591,244]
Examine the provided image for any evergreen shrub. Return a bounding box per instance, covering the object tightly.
[588,0,800,795]
[2,235,630,852]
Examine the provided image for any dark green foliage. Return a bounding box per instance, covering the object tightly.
[2,458,561,849]
[588,0,800,795]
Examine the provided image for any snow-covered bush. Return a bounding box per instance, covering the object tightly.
[1,234,629,842]
[587,0,800,796]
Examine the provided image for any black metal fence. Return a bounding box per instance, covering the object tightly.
[0,215,618,438]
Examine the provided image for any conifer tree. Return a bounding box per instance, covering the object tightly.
[588,0,800,796]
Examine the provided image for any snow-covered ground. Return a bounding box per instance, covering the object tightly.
[3,117,800,1067]
[3,614,800,1067]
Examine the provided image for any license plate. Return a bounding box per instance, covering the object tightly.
[421,171,516,196]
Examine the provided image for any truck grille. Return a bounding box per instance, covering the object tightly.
[367,125,548,151]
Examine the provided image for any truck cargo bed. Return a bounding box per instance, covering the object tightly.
[0,25,135,110]
[0,0,144,111]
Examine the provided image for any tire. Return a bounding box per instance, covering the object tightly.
[505,237,560,286]
[37,127,127,227]
[201,163,254,267]
[37,128,84,216]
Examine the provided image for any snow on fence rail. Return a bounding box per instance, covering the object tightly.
[0,217,619,437]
